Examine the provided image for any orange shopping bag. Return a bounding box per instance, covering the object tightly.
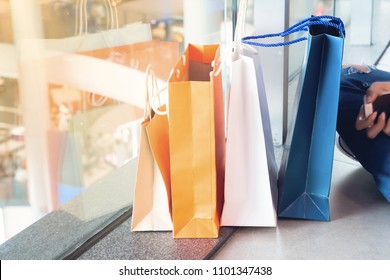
[131,65,172,231]
[168,44,225,238]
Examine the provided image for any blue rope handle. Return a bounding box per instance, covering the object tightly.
[242,15,345,48]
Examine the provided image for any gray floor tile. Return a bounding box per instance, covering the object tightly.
[212,160,390,260]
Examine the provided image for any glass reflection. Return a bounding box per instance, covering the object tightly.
[0,0,228,249]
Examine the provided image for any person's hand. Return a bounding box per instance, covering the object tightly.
[355,81,390,138]
[355,108,388,138]
[365,81,390,103]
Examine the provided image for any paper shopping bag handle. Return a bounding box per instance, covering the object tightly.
[144,64,168,118]
[241,15,345,48]
[232,0,248,54]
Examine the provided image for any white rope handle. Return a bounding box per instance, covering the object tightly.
[144,65,155,120]
[88,91,108,107]
[145,65,168,117]
[233,0,248,55]
[76,0,118,36]
[151,87,168,116]
[77,1,121,107]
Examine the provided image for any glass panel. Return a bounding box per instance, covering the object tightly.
[286,0,336,131]
[289,0,335,79]
[237,0,287,147]
[0,0,229,256]
[336,0,390,65]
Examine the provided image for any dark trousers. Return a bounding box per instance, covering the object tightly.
[337,65,390,202]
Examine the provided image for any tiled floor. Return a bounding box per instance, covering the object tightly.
[212,18,390,260]
[213,155,390,259]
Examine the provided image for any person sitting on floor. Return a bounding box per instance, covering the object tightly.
[337,64,390,203]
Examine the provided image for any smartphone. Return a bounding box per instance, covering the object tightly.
[364,92,390,119]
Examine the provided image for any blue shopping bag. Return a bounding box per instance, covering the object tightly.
[243,15,345,221]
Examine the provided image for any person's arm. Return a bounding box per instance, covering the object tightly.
[355,81,390,138]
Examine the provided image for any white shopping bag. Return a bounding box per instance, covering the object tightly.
[221,0,278,226]
[131,65,172,231]
[130,122,172,231]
